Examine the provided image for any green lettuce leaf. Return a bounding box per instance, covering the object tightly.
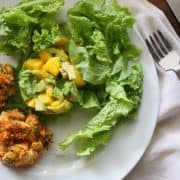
[17,0,64,14]
[68,0,140,85]
[18,69,56,101]
[0,0,64,55]
[55,80,100,109]
[18,70,38,101]
[76,131,111,156]
[59,64,143,156]
[107,65,143,103]
[88,30,111,63]
[32,24,60,52]
[59,98,134,156]
[69,40,111,85]
[59,0,143,156]
[78,90,100,109]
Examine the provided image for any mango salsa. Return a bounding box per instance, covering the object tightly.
[20,43,86,114]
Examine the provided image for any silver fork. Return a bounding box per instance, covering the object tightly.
[145,30,180,80]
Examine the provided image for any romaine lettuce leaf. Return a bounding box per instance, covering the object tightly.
[68,0,140,85]
[59,97,134,156]
[69,40,111,85]
[88,30,111,63]
[78,91,100,109]
[59,64,143,156]
[19,69,56,101]
[18,70,38,101]
[55,80,100,109]
[107,65,143,104]
[59,0,143,156]
[32,24,60,52]
[17,0,64,14]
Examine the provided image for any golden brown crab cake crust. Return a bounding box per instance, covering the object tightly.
[0,64,14,107]
[0,109,52,167]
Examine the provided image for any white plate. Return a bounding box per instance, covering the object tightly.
[0,1,159,180]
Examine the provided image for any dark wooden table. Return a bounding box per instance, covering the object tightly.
[149,0,180,36]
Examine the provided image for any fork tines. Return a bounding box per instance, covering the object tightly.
[145,30,173,61]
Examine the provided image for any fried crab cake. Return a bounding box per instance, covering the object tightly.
[0,109,52,167]
[0,64,14,107]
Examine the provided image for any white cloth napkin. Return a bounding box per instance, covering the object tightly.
[118,0,180,179]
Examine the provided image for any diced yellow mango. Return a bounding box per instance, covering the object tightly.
[38,70,50,78]
[73,66,85,87]
[46,86,53,96]
[38,94,53,105]
[56,49,69,61]
[50,100,62,108]
[39,50,52,62]
[31,70,50,79]
[43,57,61,76]
[24,59,44,70]
[55,36,69,46]
[47,99,72,113]
[27,99,35,108]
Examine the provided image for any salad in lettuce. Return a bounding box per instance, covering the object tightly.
[0,0,143,157]
[18,43,99,114]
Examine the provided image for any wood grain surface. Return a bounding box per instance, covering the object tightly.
[148,0,180,37]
